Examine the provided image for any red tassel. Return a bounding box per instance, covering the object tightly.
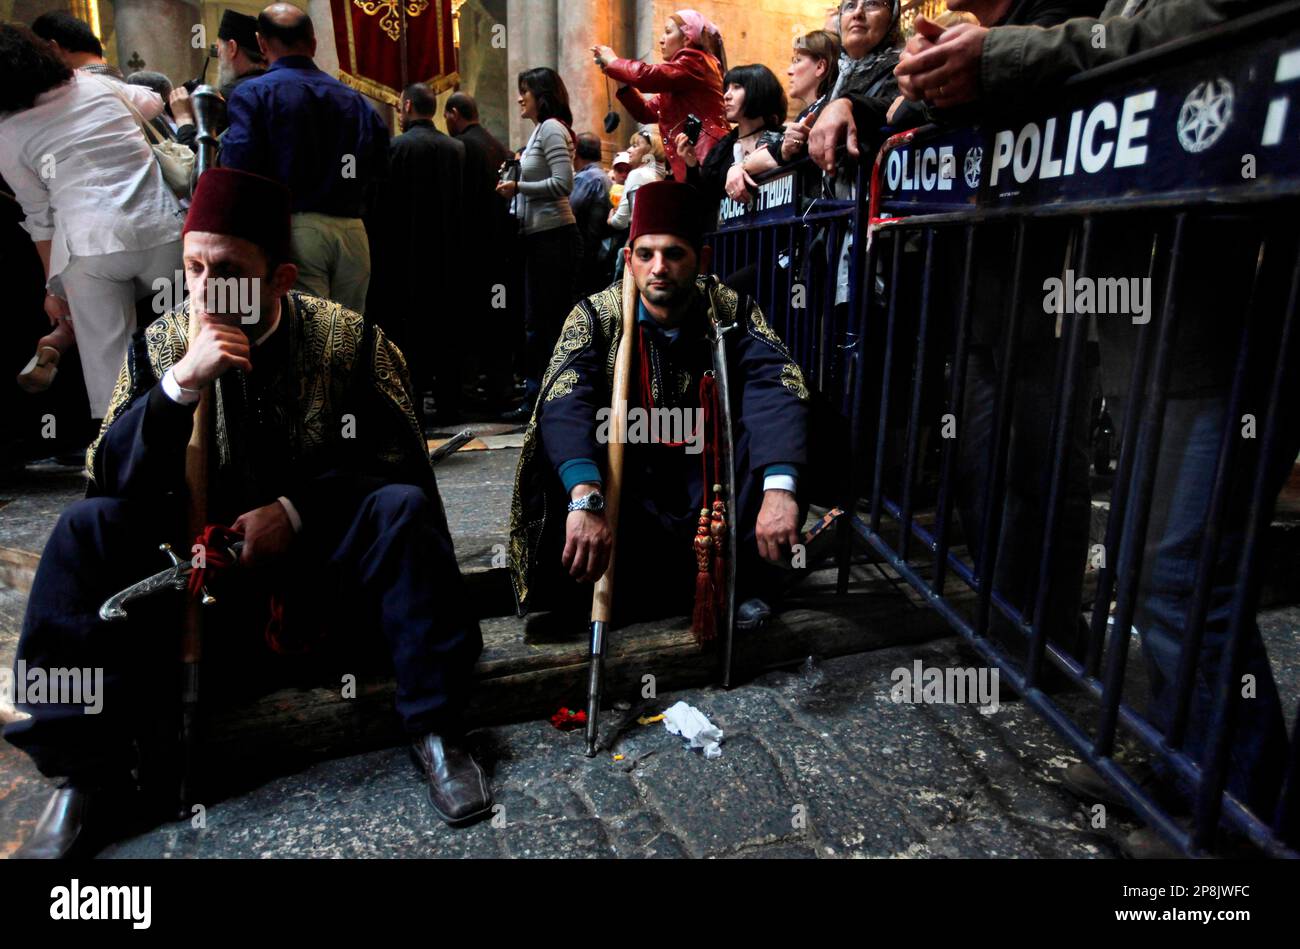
[691,507,716,642]
[709,490,727,616]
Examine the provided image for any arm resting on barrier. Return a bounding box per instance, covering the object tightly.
[980,0,1252,111]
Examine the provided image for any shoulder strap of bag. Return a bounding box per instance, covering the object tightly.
[88,73,164,146]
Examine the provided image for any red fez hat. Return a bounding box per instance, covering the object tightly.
[183,168,292,265]
[629,180,705,249]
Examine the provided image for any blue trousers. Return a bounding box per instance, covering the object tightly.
[4,484,482,781]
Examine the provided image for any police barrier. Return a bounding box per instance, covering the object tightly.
[711,1,1300,857]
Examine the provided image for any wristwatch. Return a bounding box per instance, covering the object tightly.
[567,491,606,514]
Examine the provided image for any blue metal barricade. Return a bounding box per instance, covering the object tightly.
[708,1,1300,857]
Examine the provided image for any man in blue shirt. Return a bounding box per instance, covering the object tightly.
[569,132,613,298]
[221,3,389,314]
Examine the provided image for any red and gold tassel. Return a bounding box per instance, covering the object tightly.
[691,505,716,641]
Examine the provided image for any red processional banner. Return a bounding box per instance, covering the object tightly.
[330,0,458,106]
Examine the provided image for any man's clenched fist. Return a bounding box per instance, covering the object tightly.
[172,316,253,391]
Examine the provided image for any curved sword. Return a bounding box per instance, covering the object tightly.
[98,541,241,622]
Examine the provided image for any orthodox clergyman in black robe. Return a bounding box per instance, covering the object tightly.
[508,181,810,634]
[7,169,491,860]
[366,82,466,425]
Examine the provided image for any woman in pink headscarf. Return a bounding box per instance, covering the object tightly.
[592,10,731,182]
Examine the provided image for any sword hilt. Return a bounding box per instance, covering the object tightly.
[160,543,217,606]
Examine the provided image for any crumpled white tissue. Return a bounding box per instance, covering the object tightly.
[661,701,723,759]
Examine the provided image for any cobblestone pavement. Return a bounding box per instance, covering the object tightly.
[4,606,1297,858]
[93,636,1134,859]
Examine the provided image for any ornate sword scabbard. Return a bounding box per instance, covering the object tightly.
[704,278,741,689]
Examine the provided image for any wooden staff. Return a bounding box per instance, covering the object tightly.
[584,265,638,757]
[177,85,224,810]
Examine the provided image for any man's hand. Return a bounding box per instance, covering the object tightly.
[674,132,699,169]
[894,17,988,109]
[895,14,943,103]
[232,502,295,567]
[169,86,194,125]
[808,97,858,173]
[724,163,756,203]
[44,293,70,325]
[781,112,815,161]
[172,315,252,390]
[562,488,612,583]
[755,489,800,564]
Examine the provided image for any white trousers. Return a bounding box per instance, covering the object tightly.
[55,240,183,418]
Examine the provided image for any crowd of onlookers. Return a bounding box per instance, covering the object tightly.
[1,0,1113,440]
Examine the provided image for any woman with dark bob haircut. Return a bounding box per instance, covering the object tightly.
[0,24,184,421]
[676,62,788,210]
[495,67,581,420]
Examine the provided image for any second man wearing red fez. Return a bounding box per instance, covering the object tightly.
[508,180,811,634]
[7,168,491,860]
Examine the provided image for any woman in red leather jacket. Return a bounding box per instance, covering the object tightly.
[592,9,731,183]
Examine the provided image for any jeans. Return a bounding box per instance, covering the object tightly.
[1122,393,1293,815]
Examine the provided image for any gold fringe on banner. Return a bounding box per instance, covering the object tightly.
[339,70,402,105]
[339,69,461,105]
[340,68,462,104]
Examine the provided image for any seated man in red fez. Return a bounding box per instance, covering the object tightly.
[509,179,810,636]
[6,168,490,859]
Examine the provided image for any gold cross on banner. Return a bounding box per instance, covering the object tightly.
[354,0,430,42]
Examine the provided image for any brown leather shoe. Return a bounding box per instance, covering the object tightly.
[13,785,106,859]
[410,733,493,827]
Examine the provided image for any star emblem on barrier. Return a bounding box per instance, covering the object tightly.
[1177,79,1234,153]
[354,0,430,42]
[964,147,983,189]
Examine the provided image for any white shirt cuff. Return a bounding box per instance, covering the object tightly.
[277,496,302,532]
[763,475,797,494]
[161,367,201,405]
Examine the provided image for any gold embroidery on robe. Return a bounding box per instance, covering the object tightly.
[781,363,810,401]
[86,292,428,489]
[547,369,579,402]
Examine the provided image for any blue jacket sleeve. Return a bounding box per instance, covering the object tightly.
[734,302,810,475]
[537,306,611,488]
[92,385,198,499]
[219,85,267,173]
